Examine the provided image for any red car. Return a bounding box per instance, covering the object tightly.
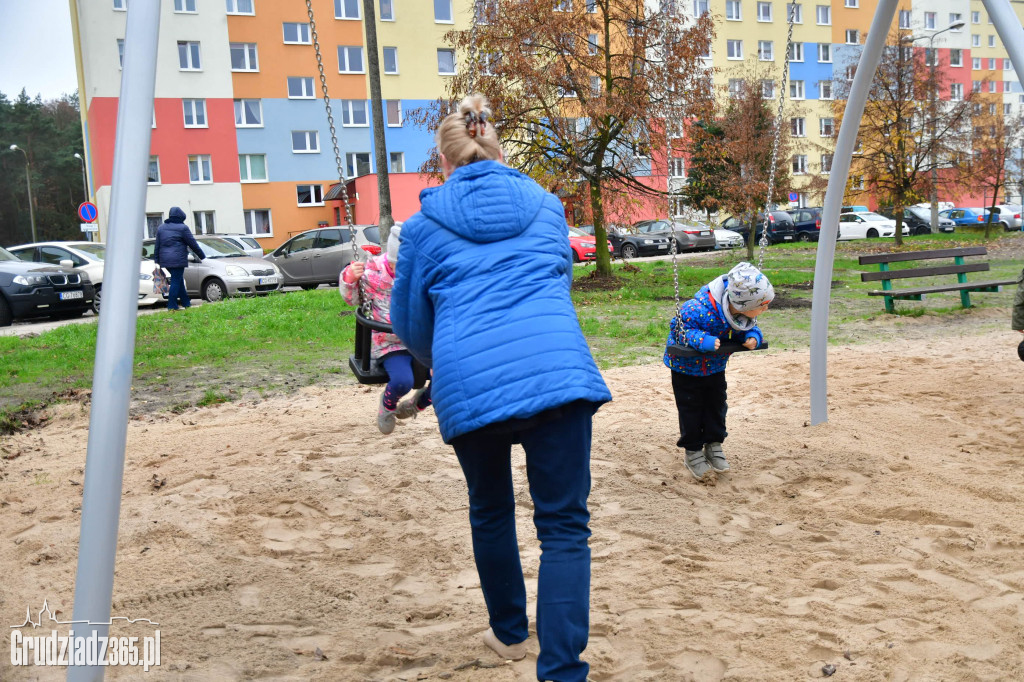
[568,227,613,262]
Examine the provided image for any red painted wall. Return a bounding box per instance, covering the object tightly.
[337,173,442,224]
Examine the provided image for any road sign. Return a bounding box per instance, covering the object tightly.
[788,192,799,202]
[78,202,98,223]
[80,223,98,233]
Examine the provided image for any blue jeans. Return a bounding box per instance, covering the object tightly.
[451,401,593,682]
[166,267,190,310]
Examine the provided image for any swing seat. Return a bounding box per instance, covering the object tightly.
[667,341,769,358]
[349,310,429,387]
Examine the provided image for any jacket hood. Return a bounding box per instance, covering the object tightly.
[167,207,187,223]
[418,160,547,243]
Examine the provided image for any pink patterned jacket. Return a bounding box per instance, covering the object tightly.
[340,254,405,359]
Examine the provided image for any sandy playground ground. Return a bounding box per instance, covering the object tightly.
[1,324,1023,681]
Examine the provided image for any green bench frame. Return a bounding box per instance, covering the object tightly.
[859,246,1017,313]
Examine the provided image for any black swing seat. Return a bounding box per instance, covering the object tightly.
[349,310,429,387]
[667,341,769,358]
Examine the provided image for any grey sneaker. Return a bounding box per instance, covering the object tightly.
[377,392,397,434]
[705,442,729,472]
[395,387,427,420]
[684,449,713,479]
[482,627,527,661]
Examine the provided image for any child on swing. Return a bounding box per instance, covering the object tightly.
[1013,266,1024,361]
[664,262,774,479]
[340,225,432,434]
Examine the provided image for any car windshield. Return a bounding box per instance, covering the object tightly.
[73,243,107,259]
[861,212,887,220]
[568,227,590,237]
[907,207,928,220]
[239,237,261,249]
[197,237,246,258]
[0,247,19,262]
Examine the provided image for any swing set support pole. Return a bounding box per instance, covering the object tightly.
[810,0,898,425]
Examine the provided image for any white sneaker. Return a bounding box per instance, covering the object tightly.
[482,627,527,661]
[377,392,397,434]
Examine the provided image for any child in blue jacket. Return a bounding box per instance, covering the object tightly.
[664,262,774,479]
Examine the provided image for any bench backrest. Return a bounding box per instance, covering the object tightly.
[859,247,990,282]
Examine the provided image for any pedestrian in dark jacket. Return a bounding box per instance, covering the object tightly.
[153,207,203,310]
[392,94,611,682]
[664,262,773,480]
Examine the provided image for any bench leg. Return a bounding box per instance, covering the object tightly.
[955,256,972,308]
[884,295,894,313]
[960,289,972,308]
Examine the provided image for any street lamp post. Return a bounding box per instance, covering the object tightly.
[74,153,92,242]
[9,144,37,243]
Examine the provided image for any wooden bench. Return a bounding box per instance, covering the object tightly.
[859,246,1018,313]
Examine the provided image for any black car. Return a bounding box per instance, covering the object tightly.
[878,206,956,235]
[787,207,823,242]
[581,223,671,258]
[720,211,797,245]
[0,246,95,326]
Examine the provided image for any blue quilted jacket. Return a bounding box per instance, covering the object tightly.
[663,280,765,376]
[391,160,612,442]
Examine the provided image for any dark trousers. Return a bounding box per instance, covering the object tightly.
[166,267,191,310]
[381,351,432,409]
[671,370,728,451]
[451,401,593,682]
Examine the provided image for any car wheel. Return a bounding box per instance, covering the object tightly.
[1001,221,1012,231]
[572,249,580,263]
[620,243,638,259]
[867,228,879,238]
[796,232,812,242]
[92,285,102,315]
[301,284,319,290]
[0,295,11,327]
[202,278,227,303]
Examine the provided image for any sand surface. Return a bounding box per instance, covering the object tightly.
[2,330,1023,681]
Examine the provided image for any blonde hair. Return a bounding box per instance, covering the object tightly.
[435,93,503,169]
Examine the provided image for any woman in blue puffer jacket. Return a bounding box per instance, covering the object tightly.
[392,94,611,682]
[152,207,204,310]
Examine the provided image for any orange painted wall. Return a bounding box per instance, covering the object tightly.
[240,181,334,248]
[832,0,909,45]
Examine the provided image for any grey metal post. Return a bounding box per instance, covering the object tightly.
[810,0,899,425]
[983,0,1024,96]
[9,145,37,242]
[75,153,91,241]
[67,0,160,679]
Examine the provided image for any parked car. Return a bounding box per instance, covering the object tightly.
[8,240,162,314]
[837,211,908,240]
[720,211,798,245]
[568,227,613,262]
[263,225,381,288]
[713,228,744,250]
[938,207,995,227]
[593,223,670,258]
[986,204,1022,231]
[787,207,823,242]
[0,246,95,325]
[218,235,265,258]
[878,207,956,235]
[142,235,282,302]
[632,219,717,254]
[841,205,870,213]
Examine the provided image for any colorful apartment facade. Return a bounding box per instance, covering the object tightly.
[72,0,1024,245]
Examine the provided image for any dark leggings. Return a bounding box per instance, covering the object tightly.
[381,352,432,410]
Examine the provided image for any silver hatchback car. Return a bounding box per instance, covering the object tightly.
[142,236,282,302]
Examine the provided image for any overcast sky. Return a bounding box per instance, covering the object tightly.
[0,0,79,100]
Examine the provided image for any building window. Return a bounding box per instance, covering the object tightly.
[437,48,456,74]
[590,75,601,95]
[182,99,207,127]
[1005,103,1012,115]
[283,23,311,44]
[759,41,774,61]
[340,100,368,126]
[380,0,394,20]
[291,130,320,153]
[726,0,741,20]
[789,42,803,62]
[972,11,980,24]
[820,153,832,173]
[757,1,772,21]
[383,46,398,73]
[989,80,997,93]
[728,78,743,97]
[117,39,124,68]
[230,43,258,71]
[988,35,996,48]
[950,49,963,68]
[244,209,272,236]
[193,211,215,235]
[147,156,160,184]
[555,0,572,12]
[234,99,262,126]
[844,0,857,7]
[588,34,599,55]
[173,0,197,12]
[818,43,831,62]
[727,40,743,60]
[972,80,982,93]
[386,100,402,126]
[973,57,981,69]
[239,154,267,182]
[335,0,359,19]
[287,76,315,98]
[790,117,805,137]
[950,83,963,101]
[188,154,212,183]
[297,184,324,206]
[146,214,163,238]
[924,12,935,29]
[785,3,801,23]
[338,46,364,73]
[762,80,775,99]
[791,155,807,174]
[972,34,980,47]
[346,152,371,177]
[950,13,963,30]
[434,0,453,22]
[586,0,596,12]
[815,5,829,25]
[989,58,996,70]
[390,152,405,173]
[226,0,254,15]
[819,117,834,136]
[790,80,805,99]
[669,157,686,178]
[819,80,833,99]
[113,0,126,10]
[177,41,201,70]
[898,9,910,28]
[845,29,859,45]
[1005,59,1013,71]
[692,0,709,16]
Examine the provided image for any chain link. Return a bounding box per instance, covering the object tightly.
[467,0,482,94]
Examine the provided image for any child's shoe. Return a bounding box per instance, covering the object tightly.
[684,449,713,479]
[395,387,428,420]
[377,392,397,434]
[705,442,729,472]
[482,627,527,661]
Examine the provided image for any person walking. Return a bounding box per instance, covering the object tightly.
[392,94,611,682]
[152,207,203,311]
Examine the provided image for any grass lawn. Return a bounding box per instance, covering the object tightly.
[2,231,1021,429]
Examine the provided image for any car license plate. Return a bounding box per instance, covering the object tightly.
[658,244,668,249]
[258,277,279,285]
[783,236,793,240]
[60,290,84,300]
[700,231,710,236]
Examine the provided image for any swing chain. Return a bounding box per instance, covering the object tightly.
[466,0,483,94]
